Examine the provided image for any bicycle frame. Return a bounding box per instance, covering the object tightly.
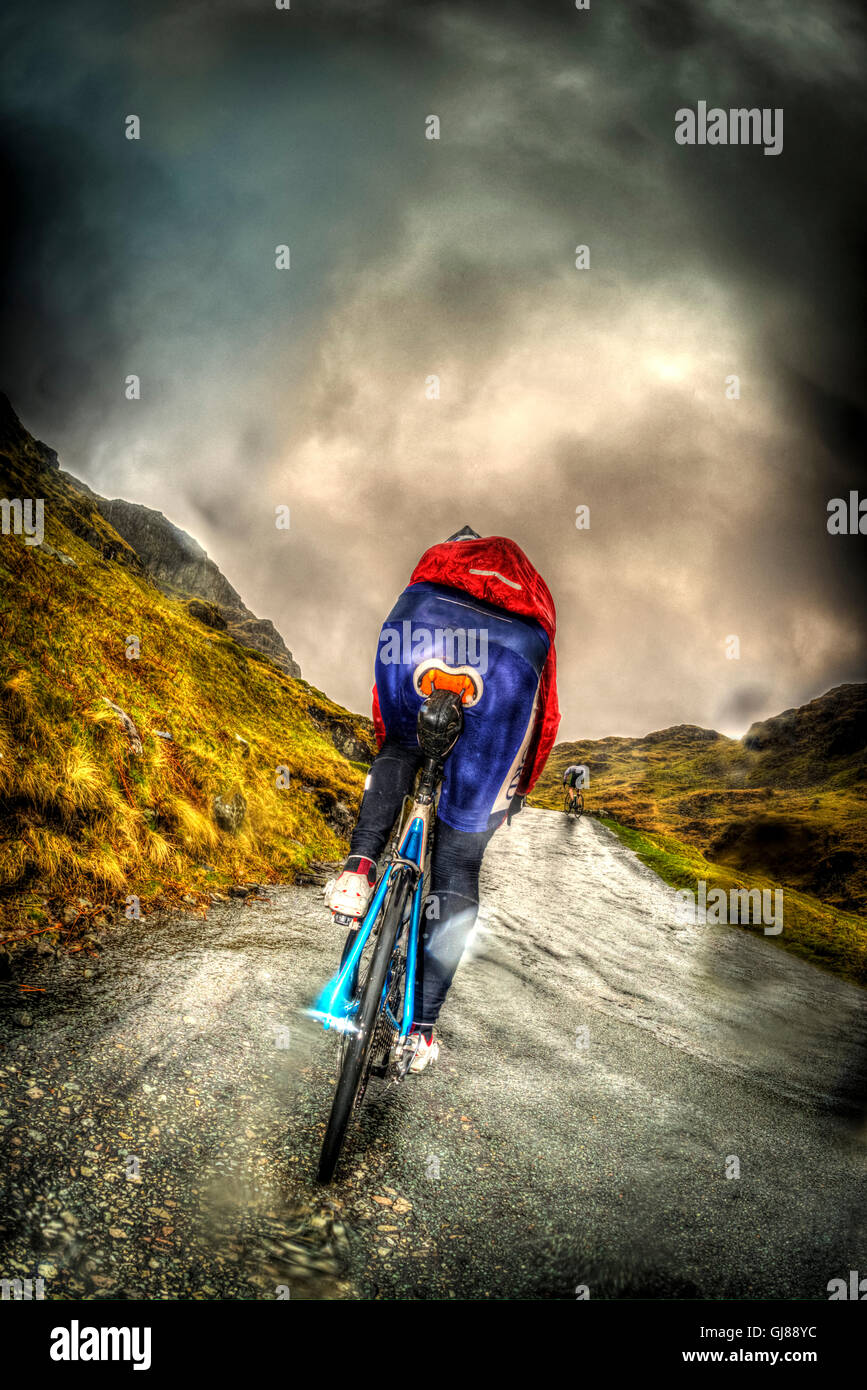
[311,797,433,1044]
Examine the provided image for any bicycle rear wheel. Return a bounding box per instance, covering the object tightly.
[316,870,412,1183]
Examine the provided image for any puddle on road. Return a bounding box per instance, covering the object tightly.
[0,897,358,1301]
[196,1172,352,1300]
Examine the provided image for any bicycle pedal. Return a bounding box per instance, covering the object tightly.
[392,1044,414,1081]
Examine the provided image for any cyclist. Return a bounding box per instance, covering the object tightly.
[562,763,585,810]
[326,526,559,1071]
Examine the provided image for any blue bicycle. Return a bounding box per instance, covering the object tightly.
[311,687,465,1183]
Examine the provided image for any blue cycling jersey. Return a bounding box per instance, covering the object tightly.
[374,581,549,833]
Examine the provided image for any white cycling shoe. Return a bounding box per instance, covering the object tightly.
[325,860,376,923]
[402,1031,439,1074]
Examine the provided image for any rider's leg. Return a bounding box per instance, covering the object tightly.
[328,740,421,920]
[413,818,497,1029]
[347,739,421,863]
[404,602,548,1028]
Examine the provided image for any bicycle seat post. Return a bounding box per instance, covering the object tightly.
[415,689,464,801]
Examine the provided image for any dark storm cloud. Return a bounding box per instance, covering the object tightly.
[1,0,864,735]
[715,685,772,729]
[0,0,429,441]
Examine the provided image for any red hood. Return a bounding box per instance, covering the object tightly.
[408,536,557,642]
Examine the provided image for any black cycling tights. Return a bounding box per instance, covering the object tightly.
[348,740,498,1026]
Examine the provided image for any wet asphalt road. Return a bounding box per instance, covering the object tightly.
[1,810,865,1301]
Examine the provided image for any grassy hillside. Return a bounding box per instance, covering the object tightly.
[0,402,374,955]
[531,692,867,985]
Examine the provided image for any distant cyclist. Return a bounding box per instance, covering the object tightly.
[562,763,585,812]
[326,527,560,1071]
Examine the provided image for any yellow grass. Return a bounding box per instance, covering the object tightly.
[0,477,373,947]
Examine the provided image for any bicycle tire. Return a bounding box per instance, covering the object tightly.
[316,870,412,1183]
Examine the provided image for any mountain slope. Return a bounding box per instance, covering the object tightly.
[0,396,374,953]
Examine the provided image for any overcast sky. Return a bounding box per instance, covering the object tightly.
[1,0,865,737]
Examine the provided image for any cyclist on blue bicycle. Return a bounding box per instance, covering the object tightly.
[326,526,560,1071]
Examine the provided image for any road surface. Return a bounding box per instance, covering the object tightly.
[1,810,865,1300]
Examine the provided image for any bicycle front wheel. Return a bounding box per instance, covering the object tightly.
[316,870,412,1183]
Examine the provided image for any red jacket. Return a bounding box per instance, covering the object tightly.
[372,536,560,796]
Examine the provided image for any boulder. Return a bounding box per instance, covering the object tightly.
[36,542,78,567]
[312,789,354,833]
[185,599,227,630]
[212,792,247,832]
[308,710,376,764]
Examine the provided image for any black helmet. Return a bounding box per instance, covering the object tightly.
[445,525,481,543]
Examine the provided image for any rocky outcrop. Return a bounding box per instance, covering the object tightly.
[306,704,377,764]
[97,498,239,607]
[227,613,301,675]
[0,395,300,678]
[743,684,867,762]
[184,599,227,631]
[321,717,376,764]
[96,497,302,678]
[0,396,143,568]
[0,392,59,471]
